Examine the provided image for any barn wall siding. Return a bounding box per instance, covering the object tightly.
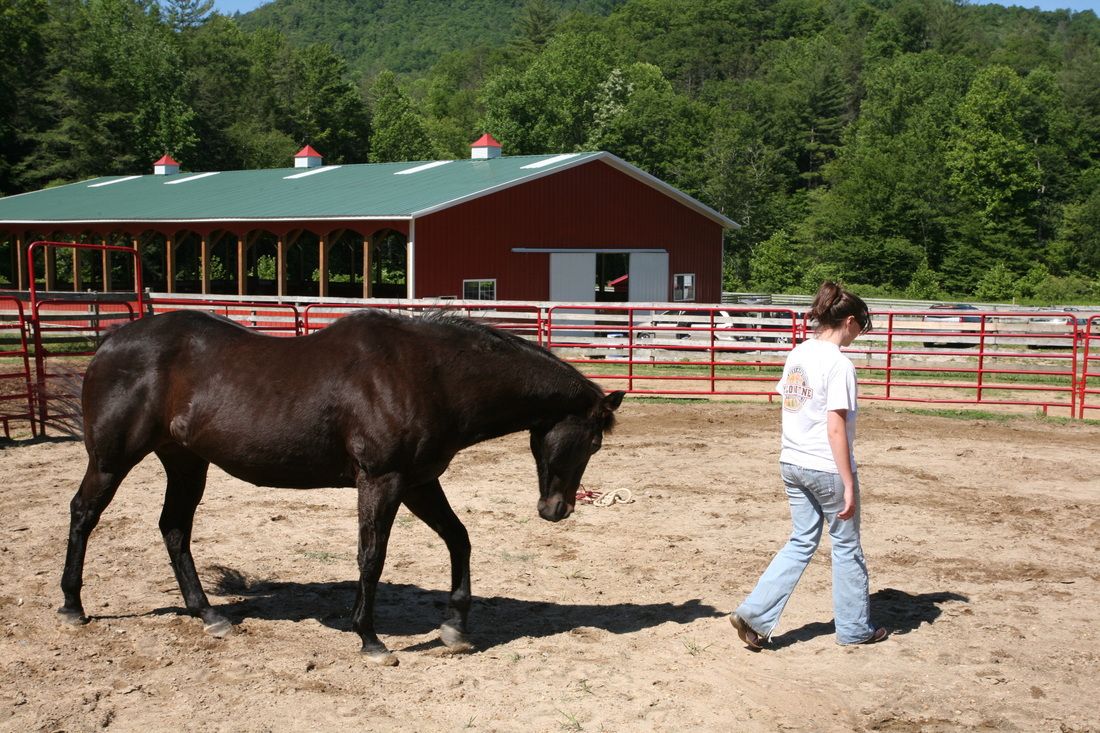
[415,161,724,302]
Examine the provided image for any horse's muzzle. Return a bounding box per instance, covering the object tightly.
[538,495,574,522]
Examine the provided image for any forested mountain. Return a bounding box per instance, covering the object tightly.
[238,0,628,76]
[3,0,1100,302]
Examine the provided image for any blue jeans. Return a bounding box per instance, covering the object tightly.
[735,462,875,644]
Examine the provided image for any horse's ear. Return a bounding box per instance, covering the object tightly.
[604,390,625,411]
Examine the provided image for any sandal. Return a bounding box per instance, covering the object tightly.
[730,613,765,650]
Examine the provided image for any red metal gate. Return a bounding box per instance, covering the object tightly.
[27,241,146,434]
[0,295,36,438]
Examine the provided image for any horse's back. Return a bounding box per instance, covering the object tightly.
[82,312,265,465]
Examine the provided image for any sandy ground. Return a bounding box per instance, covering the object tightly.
[1,400,1099,733]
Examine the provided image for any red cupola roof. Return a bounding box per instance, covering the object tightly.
[469,134,501,149]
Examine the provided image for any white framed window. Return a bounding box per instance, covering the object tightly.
[462,279,497,300]
[673,273,695,301]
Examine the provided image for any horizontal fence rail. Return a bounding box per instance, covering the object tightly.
[149,298,302,337]
[301,302,543,341]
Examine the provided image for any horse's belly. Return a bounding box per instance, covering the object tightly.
[192,441,355,489]
[221,464,355,489]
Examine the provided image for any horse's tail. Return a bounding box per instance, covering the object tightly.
[42,365,85,440]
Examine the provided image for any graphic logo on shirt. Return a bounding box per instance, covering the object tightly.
[782,366,813,411]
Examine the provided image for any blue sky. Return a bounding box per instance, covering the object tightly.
[212,0,270,15]
[209,0,1100,15]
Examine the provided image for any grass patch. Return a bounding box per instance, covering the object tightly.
[298,550,345,563]
[893,407,1099,425]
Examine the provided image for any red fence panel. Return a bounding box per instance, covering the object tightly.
[0,296,36,439]
[1080,315,1100,419]
[25,242,148,436]
[859,310,1082,417]
[546,304,804,397]
[149,298,301,337]
[302,302,543,342]
[31,298,140,435]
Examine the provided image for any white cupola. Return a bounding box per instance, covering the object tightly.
[470,134,502,159]
[294,145,324,168]
[153,154,180,175]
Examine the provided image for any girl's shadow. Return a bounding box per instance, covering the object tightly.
[768,587,969,649]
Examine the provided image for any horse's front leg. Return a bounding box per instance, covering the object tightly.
[403,479,473,653]
[351,471,402,666]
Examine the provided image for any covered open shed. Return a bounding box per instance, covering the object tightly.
[0,143,737,303]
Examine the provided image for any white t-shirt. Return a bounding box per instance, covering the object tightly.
[776,338,857,473]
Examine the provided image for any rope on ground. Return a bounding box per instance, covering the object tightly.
[575,487,635,507]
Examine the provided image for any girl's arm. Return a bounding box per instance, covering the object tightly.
[827,408,856,520]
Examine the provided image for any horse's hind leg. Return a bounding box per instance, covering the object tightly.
[59,460,133,624]
[155,446,229,637]
[403,479,474,653]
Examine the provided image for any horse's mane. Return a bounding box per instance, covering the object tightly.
[350,310,609,414]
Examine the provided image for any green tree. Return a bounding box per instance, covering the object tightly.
[974,262,1016,301]
[288,44,371,164]
[944,65,1043,285]
[1050,184,1100,278]
[479,31,618,153]
[749,230,806,293]
[511,0,559,55]
[583,63,709,193]
[808,53,973,281]
[369,71,435,162]
[22,0,197,187]
[1014,263,1050,300]
[164,0,213,30]
[905,260,945,300]
[758,35,852,191]
[703,105,798,268]
[0,0,47,194]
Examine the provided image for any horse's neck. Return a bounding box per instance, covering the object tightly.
[457,365,589,443]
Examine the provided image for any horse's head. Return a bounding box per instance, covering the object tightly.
[530,390,625,522]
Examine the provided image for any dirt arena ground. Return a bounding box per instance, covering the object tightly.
[2,399,1098,733]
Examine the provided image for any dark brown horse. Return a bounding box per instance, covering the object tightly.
[59,309,623,665]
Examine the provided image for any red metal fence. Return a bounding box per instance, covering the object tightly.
[543,305,1095,418]
[1081,315,1100,419]
[1,241,1099,438]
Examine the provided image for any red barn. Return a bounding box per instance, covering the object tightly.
[0,140,737,303]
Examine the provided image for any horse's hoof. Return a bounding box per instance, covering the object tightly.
[361,647,399,666]
[440,624,475,654]
[57,607,88,626]
[202,618,233,638]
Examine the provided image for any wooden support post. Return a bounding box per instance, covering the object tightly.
[363,235,373,299]
[132,236,141,293]
[15,234,26,290]
[277,237,287,298]
[45,246,56,291]
[200,236,210,294]
[72,247,82,291]
[237,234,247,296]
[166,235,176,294]
[318,233,330,298]
[101,242,112,292]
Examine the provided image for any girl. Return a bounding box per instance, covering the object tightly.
[730,281,887,648]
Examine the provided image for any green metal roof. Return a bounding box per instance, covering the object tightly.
[0,152,738,229]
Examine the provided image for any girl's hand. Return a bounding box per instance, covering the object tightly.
[837,487,856,520]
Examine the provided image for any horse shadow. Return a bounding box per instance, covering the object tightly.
[767,587,969,649]
[143,567,724,651]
